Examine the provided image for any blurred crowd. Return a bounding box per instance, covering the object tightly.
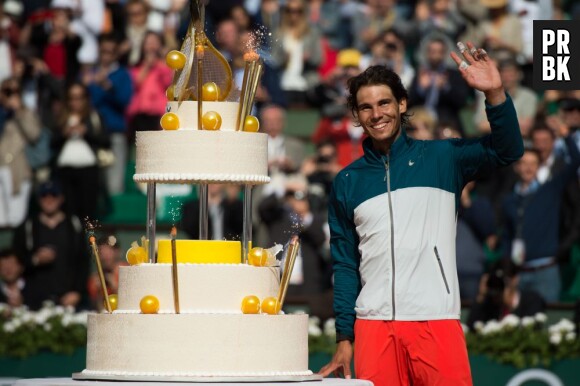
[0,0,580,322]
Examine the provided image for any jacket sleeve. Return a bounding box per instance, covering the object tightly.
[328,175,361,342]
[452,93,524,181]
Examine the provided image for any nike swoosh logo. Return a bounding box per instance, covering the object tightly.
[408,160,415,166]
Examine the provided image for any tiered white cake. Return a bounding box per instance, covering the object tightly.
[76,99,318,382]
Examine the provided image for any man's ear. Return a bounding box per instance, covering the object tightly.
[352,110,360,126]
[399,98,407,114]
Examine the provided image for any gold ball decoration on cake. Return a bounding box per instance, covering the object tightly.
[201,111,222,131]
[261,297,280,315]
[241,295,261,314]
[243,115,260,132]
[106,294,118,311]
[202,82,220,101]
[140,295,160,314]
[161,112,180,130]
[126,245,147,265]
[166,50,186,70]
[248,247,269,267]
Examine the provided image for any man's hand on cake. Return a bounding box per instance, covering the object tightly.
[318,340,353,379]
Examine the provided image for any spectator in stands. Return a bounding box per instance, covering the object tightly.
[205,0,244,29]
[25,0,81,87]
[457,181,497,301]
[307,0,350,78]
[142,0,182,47]
[261,104,305,176]
[0,248,41,309]
[350,0,405,54]
[456,0,487,45]
[467,259,545,330]
[225,26,287,108]
[119,0,150,66]
[102,0,126,43]
[83,34,133,195]
[52,82,110,220]
[0,2,22,83]
[127,31,172,137]
[409,33,471,133]
[411,0,466,44]
[215,18,241,63]
[0,77,42,227]
[377,29,414,89]
[471,0,523,63]
[12,180,89,309]
[548,97,580,149]
[475,58,537,139]
[531,124,580,266]
[230,4,256,34]
[301,140,341,205]
[311,49,364,167]
[271,0,323,106]
[256,0,281,37]
[13,48,63,131]
[180,184,243,241]
[50,0,105,67]
[258,176,330,299]
[87,234,126,311]
[501,138,580,303]
[532,125,561,184]
[406,106,436,140]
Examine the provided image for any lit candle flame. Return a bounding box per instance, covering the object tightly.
[243,51,260,62]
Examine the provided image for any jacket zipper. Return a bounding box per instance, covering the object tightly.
[434,246,450,294]
[385,157,396,320]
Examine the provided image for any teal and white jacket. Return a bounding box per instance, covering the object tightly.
[329,95,523,341]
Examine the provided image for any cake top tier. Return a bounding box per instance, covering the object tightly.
[134,130,269,185]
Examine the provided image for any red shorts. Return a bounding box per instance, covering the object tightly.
[354,319,472,386]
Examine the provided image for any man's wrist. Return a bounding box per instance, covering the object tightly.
[336,333,354,343]
[484,88,506,106]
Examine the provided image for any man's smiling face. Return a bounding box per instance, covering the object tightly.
[355,84,407,151]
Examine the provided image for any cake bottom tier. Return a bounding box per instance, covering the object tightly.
[84,313,312,377]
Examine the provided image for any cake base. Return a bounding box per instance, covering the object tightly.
[72,372,323,383]
[85,313,311,377]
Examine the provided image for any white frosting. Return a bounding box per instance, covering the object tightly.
[166,101,240,131]
[134,130,269,185]
[117,264,280,312]
[133,173,270,184]
[85,313,310,375]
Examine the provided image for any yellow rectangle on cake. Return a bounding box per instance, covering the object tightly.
[157,240,241,264]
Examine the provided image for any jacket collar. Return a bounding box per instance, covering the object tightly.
[362,127,411,164]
